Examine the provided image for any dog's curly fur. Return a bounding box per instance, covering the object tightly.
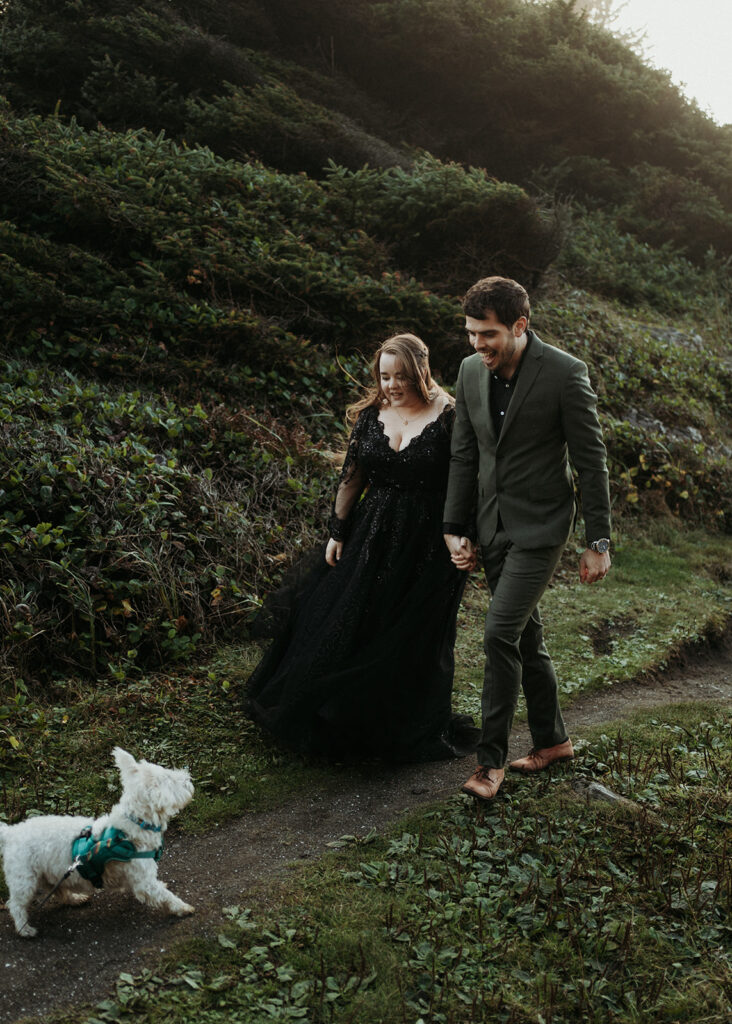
[1,747,194,938]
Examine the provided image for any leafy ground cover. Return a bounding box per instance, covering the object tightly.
[40,702,731,1024]
[0,358,338,683]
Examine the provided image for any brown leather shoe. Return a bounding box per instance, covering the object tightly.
[509,739,574,774]
[461,766,505,801]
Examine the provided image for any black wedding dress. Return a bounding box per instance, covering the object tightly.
[245,403,479,762]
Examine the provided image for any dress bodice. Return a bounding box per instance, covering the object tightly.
[355,405,454,492]
[329,404,454,540]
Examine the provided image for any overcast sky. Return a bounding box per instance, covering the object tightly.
[613,0,732,125]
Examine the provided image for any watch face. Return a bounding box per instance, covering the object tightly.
[594,539,609,553]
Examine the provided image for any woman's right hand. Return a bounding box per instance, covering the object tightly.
[325,538,343,566]
[444,534,477,572]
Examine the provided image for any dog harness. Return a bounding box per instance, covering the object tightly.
[71,817,164,889]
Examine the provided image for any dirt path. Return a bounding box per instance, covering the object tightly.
[2,634,731,1024]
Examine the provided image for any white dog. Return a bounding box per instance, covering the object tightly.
[1,747,194,937]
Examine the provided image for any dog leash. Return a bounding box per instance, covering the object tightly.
[20,822,164,935]
[19,855,84,937]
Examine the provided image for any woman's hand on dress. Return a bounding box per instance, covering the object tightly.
[325,538,343,566]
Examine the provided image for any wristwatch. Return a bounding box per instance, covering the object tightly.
[589,538,610,554]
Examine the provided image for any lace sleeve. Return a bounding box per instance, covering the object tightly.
[328,408,369,541]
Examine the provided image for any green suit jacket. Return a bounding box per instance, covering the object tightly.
[443,331,611,549]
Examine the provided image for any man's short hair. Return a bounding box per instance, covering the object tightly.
[462,277,530,327]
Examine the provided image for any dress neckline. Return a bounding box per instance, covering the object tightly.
[375,403,452,453]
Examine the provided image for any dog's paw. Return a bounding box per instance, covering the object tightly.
[175,902,195,916]
[61,892,91,906]
[18,923,38,939]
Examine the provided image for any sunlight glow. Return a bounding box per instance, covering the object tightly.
[614,0,732,124]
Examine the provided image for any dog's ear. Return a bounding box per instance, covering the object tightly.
[113,747,138,774]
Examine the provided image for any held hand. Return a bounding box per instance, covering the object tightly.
[325,538,343,566]
[580,548,611,584]
[456,537,478,572]
[444,534,477,572]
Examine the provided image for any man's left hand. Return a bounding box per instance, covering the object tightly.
[579,548,611,584]
[444,533,477,572]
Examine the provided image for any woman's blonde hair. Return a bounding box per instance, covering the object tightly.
[346,333,438,425]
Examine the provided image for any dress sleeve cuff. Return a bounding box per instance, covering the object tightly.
[443,523,477,543]
[328,514,350,542]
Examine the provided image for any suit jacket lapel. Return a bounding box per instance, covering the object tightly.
[498,335,543,443]
[479,359,497,443]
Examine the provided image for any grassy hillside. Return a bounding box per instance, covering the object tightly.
[1,8,730,1019]
[0,0,730,687]
[3,0,732,260]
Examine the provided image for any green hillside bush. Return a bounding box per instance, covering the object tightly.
[184,77,410,176]
[0,0,404,176]
[1,105,562,387]
[324,155,562,289]
[3,0,732,264]
[1,3,731,691]
[557,208,729,314]
[0,0,259,129]
[534,293,732,527]
[257,0,732,258]
[618,164,732,262]
[0,363,335,684]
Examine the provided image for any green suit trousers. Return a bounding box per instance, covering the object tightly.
[478,530,569,767]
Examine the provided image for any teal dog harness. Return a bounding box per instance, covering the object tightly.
[71,819,164,889]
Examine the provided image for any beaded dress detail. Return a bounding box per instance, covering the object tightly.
[245,404,478,762]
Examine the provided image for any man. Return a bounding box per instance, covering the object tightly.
[443,276,611,801]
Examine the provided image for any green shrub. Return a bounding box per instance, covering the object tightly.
[324,154,562,290]
[185,78,408,176]
[0,108,465,386]
[3,0,732,268]
[557,207,729,314]
[619,164,732,262]
[533,290,732,529]
[0,364,335,684]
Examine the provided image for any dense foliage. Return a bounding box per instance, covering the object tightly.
[2,0,732,262]
[1,103,561,385]
[0,359,338,682]
[0,1,730,685]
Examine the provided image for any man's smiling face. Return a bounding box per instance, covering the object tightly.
[465,310,528,380]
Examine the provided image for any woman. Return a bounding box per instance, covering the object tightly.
[245,333,478,762]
